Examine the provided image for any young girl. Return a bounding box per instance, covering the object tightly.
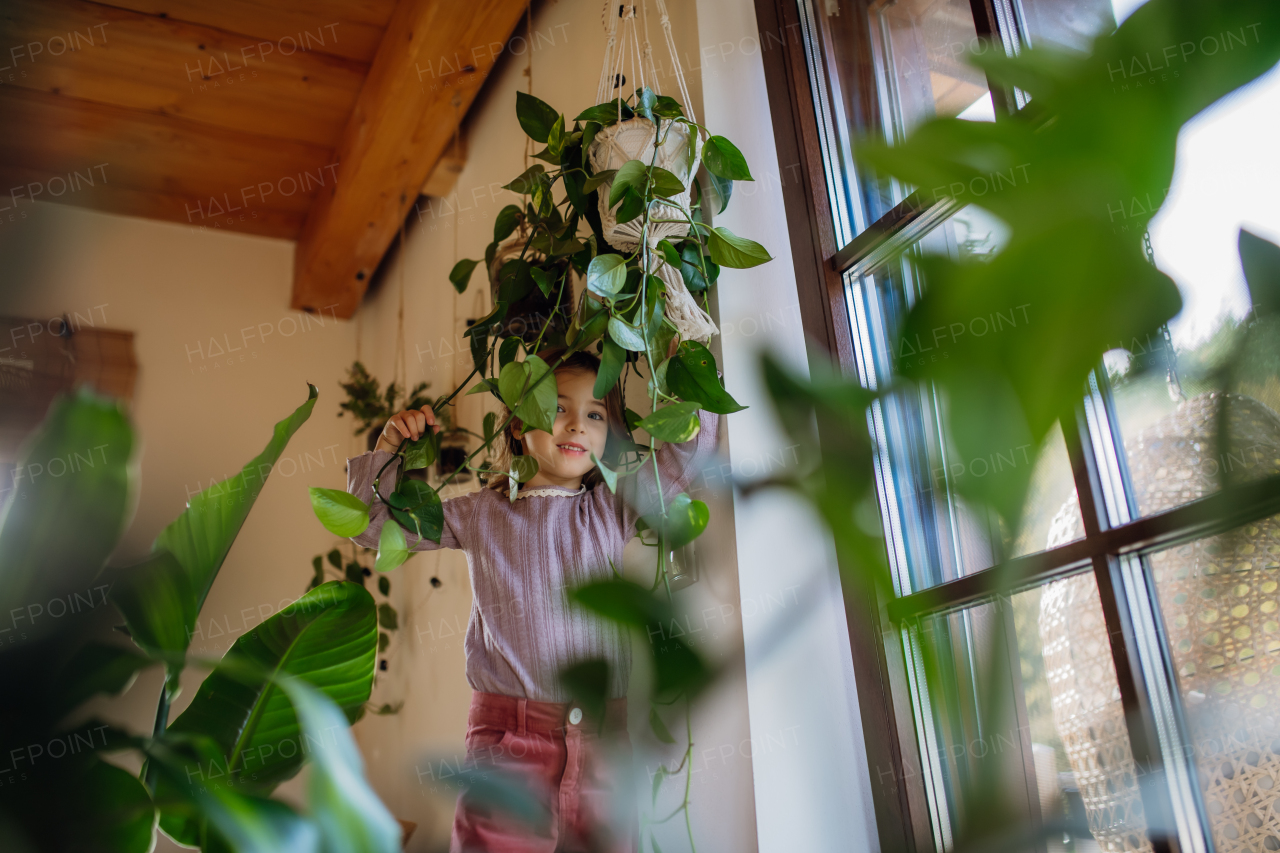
[346,345,718,853]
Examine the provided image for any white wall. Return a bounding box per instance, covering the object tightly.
[694,0,882,850]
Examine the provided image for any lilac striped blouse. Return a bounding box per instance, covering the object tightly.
[346,411,719,701]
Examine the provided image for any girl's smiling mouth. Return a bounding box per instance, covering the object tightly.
[557,442,587,454]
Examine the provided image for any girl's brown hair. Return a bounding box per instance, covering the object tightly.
[486,344,627,492]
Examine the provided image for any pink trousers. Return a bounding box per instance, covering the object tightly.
[449,691,635,853]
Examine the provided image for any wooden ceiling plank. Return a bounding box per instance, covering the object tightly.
[291,0,528,317]
[0,86,330,235]
[92,0,397,63]
[0,0,367,146]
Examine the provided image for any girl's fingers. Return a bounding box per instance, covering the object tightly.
[421,405,441,433]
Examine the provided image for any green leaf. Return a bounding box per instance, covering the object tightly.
[377,576,390,596]
[644,492,709,549]
[679,242,719,292]
[109,550,197,692]
[656,239,681,267]
[165,581,378,791]
[1240,228,1280,315]
[637,401,702,443]
[649,706,676,744]
[494,204,522,242]
[377,603,398,631]
[702,135,754,181]
[499,336,523,367]
[571,579,672,627]
[587,254,628,299]
[156,385,317,613]
[402,432,439,471]
[275,677,401,853]
[510,455,540,484]
[530,266,554,297]
[609,159,649,208]
[583,169,617,194]
[708,227,772,269]
[71,756,158,853]
[378,631,390,652]
[615,189,646,224]
[608,316,648,352]
[652,768,666,807]
[517,355,559,434]
[309,488,371,537]
[595,337,626,399]
[634,86,658,123]
[575,100,633,124]
[389,480,443,543]
[375,522,409,573]
[547,114,566,156]
[55,642,154,717]
[667,341,746,414]
[483,411,498,444]
[648,167,685,198]
[653,95,685,119]
[498,361,531,411]
[590,452,618,493]
[515,91,559,143]
[449,258,478,294]
[0,390,133,646]
[581,120,603,155]
[503,164,546,195]
[703,168,733,214]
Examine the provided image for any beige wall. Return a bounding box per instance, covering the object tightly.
[0,202,362,844]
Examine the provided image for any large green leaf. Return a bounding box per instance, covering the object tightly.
[637,402,702,444]
[587,254,628,299]
[165,581,377,792]
[594,337,626,399]
[68,756,157,853]
[642,492,710,549]
[0,389,134,642]
[276,677,401,853]
[155,385,317,613]
[308,489,370,538]
[374,522,409,573]
[110,550,197,695]
[667,341,745,414]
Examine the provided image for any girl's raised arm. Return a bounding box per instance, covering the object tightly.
[618,409,720,532]
[346,451,466,552]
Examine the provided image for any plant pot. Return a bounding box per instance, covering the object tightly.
[587,117,702,251]
[487,238,573,343]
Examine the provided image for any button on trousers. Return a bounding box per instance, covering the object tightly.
[450,691,635,853]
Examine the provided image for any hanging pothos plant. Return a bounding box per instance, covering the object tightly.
[308,85,769,849]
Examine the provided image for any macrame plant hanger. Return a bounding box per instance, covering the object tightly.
[592,1,719,343]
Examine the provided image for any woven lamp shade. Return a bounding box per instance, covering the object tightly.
[1039,392,1280,852]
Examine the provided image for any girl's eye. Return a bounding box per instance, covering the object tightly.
[588,412,604,420]
[557,405,565,413]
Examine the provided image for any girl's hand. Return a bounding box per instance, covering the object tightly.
[376,406,439,452]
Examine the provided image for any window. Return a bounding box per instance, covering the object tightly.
[761,0,1280,850]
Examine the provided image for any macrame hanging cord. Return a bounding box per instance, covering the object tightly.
[591,1,718,343]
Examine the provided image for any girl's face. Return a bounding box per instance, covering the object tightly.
[517,368,610,489]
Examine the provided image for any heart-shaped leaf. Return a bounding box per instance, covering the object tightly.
[449,259,478,294]
[494,204,522,242]
[667,342,746,414]
[644,492,710,549]
[402,431,439,471]
[708,227,772,269]
[609,160,649,208]
[590,452,618,493]
[510,455,540,483]
[375,520,409,572]
[516,91,559,143]
[588,254,628,299]
[583,169,616,194]
[637,401,702,444]
[702,136,754,181]
[309,488,371,539]
[515,355,558,434]
[595,337,626,399]
[608,317,648,352]
[648,167,685,198]
[679,242,719,292]
[575,100,633,124]
[388,480,443,543]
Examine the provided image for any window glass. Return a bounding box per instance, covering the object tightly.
[1018,0,1117,52]
[1106,66,1280,518]
[1148,514,1280,851]
[915,575,1151,849]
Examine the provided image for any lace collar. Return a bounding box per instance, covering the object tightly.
[515,484,587,500]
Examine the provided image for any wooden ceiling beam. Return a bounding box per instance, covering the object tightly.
[1,0,366,146]
[290,0,528,317]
